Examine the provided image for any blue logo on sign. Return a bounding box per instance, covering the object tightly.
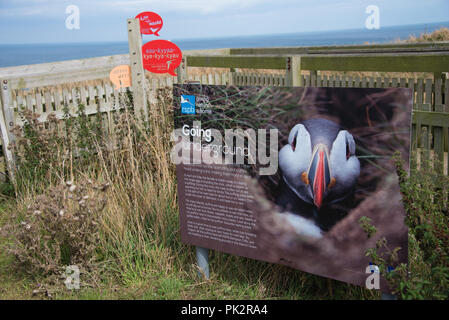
[181,95,195,114]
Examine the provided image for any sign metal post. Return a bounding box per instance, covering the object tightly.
[381,292,397,300]
[196,247,210,279]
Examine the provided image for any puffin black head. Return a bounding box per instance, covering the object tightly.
[279,118,360,209]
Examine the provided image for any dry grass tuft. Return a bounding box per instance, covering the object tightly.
[403,27,449,43]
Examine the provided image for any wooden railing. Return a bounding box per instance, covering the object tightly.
[229,41,449,55]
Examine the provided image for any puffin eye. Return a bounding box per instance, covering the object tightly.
[291,135,297,151]
[346,140,350,160]
[345,133,356,160]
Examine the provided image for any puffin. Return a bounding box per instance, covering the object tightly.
[276,118,360,236]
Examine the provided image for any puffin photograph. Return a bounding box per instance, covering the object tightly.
[250,86,411,287]
[174,84,411,288]
[276,118,360,235]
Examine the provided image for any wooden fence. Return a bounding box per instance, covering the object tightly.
[229,41,449,55]
[1,44,449,180]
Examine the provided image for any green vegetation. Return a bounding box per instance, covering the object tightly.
[364,153,449,299]
[0,86,448,300]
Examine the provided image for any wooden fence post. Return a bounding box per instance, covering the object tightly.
[434,77,444,174]
[127,18,148,121]
[177,56,188,84]
[229,67,235,85]
[286,56,302,87]
[0,79,16,183]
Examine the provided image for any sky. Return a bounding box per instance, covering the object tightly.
[0,0,448,44]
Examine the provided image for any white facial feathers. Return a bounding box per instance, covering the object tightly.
[288,124,312,153]
[280,124,312,176]
[279,124,314,203]
[330,130,356,164]
[329,130,360,198]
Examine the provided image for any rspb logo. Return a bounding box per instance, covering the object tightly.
[181,95,196,114]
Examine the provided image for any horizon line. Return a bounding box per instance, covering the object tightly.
[1,20,448,46]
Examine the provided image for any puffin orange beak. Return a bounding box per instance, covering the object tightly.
[308,144,331,209]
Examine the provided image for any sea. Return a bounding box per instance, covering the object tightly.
[1,21,448,68]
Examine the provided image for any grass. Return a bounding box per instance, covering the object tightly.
[0,200,36,299]
[0,196,376,300]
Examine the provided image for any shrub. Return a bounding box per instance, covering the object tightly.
[364,152,449,299]
[0,179,108,277]
[10,109,65,191]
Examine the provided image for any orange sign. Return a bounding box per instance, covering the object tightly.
[109,65,131,90]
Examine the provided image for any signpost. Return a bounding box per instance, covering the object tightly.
[130,11,183,78]
[128,13,206,279]
[127,18,148,119]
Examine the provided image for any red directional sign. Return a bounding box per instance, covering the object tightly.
[142,40,182,76]
[135,11,163,36]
